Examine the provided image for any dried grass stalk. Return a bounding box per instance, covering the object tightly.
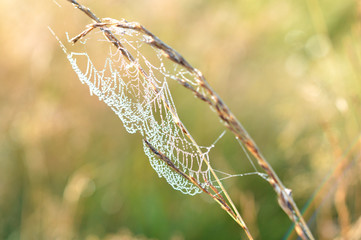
[64,1,315,239]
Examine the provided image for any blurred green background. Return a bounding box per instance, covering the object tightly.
[0,0,360,239]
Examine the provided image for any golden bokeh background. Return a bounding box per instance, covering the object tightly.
[0,0,360,239]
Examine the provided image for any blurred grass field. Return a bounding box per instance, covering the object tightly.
[0,0,360,239]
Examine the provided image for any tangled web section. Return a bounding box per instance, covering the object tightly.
[55,26,265,196]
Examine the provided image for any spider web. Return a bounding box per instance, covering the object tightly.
[53,26,263,195]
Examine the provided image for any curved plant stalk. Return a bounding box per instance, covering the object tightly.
[64,1,314,239]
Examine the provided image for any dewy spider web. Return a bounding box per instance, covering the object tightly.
[52,1,316,237]
[56,27,256,195]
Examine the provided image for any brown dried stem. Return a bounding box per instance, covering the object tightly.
[65,0,314,239]
[143,139,246,231]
